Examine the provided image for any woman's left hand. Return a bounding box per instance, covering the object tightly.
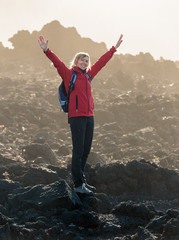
[114,34,123,49]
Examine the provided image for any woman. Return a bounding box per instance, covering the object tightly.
[38,34,123,195]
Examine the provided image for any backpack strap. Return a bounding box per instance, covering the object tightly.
[67,71,77,100]
[86,72,91,83]
[67,70,91,100]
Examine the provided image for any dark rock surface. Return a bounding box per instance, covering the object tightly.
[94,160,179,199]
[0,21,178,239]
[8,180,82,212]
[0,158,178,239]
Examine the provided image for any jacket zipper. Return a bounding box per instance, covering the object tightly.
[76,95,78,112]
[85,75,90,113]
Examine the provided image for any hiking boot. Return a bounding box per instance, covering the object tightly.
[85,183,96,192]
[74,183,93,195]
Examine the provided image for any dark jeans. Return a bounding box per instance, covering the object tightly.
[69,116,94,187]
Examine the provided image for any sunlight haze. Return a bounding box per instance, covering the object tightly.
[0,0,179,60]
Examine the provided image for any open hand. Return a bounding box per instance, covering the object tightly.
[114,34,123,49]
[38,35,48,52]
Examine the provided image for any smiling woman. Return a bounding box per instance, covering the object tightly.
[38,34,123,195]
[70,52,91,70]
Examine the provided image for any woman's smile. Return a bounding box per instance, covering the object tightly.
[76,56,89,70]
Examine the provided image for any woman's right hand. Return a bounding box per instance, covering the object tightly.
[38,35,48,52]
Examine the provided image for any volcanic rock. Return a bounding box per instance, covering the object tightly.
[22,143,58,165]
[162,218,179,240]
[112,201,156,220]
[61,209,101,228]
[94,160,179,199]
[0,180,20,205]
[8,180,82,213]
[15,166,59,186]
[131,226,157,240]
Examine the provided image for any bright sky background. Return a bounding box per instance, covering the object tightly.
[0,0,179,61]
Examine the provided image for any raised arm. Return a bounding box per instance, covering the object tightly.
[88,34,123,79]
[38,35,71,83]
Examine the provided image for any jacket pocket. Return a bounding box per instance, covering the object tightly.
[76,95,78,112]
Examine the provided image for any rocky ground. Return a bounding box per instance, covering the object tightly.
[0,70,179,240]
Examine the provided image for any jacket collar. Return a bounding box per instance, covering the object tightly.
[73,66,86,74]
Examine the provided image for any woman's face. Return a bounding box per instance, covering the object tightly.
[76,56,89,70]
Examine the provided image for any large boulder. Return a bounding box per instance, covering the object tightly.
[16,166,59,186]
[0,223,11,240]
[22,143,58,165]
[112,201,156,232]
[8,180,82,213]
[61,209,101,228]
[131,226,157,240]
[94,160,179,199]
[162,218,179,240]
[112,201,156,221]
[0,180,20,205]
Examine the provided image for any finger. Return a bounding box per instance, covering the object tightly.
[38,39,42,45]
[39,36,45,44]
[119,34,123,41]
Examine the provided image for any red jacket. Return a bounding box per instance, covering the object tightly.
[45,46,116,119]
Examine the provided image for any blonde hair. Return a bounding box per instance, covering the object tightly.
[70,52,91,70]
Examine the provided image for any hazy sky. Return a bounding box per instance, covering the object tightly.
[0,0,179,61]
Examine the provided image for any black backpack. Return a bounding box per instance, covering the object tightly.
[58,71,91,112]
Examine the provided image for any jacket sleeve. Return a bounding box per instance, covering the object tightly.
[45,49,71,82]
[88,46,117,80]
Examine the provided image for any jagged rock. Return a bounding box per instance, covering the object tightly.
[0,204,7,216]
[94,160,179,199]
[95,161,125,185]
[83,193,111,214]
[47,165,70,181]
[22,143,58,165]
[5,164,28,184]
[15,166,59,186]
[131,226,157,240]
[6,164,60,186]
[45,223,65,239]
[87,151,106,166]
[57,145,70,156]
[110,202,156,231]
[120,133,145,146]
[0,154,17,167]
[0,223,11,240]
[145,209,179,238]
[166,209,179,218]
[162,218,179,240]
[61,209,101,228]
[0,212,8,225]
[0,167,6,179]
[146,215,170,234]
[8,180,82,213]
[25,219,51,230]
[112,201,156,221]
[33,156,47,164]
[0,180,20,205]
[16,207,40,223]
[102,222,122,234]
